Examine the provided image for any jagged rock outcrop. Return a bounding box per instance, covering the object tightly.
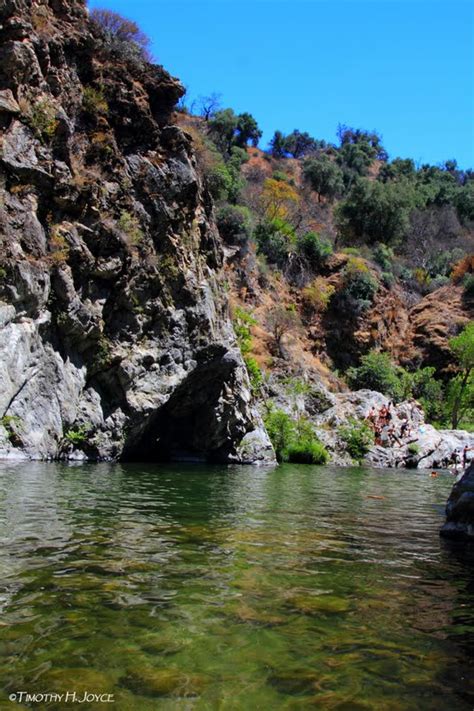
[440,462,474,540]
[266,374,474,468]
[0,0,274,463]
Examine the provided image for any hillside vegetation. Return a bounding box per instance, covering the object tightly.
[174,90,474,430]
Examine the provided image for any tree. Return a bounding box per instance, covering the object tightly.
[260,178,300,221]
[448,323,474,428]
[346,350,404,401]
[337,124,388,161]
[269,130,286,158]
[303,155,344,202]
[235,112,262,148]
[208,109,261,155]
[335,177,421,245]
[196,92,221,121]
[265,305,302,358]
[90,8,151,61]
[208,108,238,155]
[378,158,416,183]
[282,130,321,158]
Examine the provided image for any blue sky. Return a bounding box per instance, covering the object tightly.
[87,0,474,169]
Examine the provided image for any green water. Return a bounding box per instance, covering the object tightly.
[0,463,473,710]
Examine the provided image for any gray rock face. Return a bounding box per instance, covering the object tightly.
[319,390,474,469]
[440,462,474,540]
[0,0,274,464]
[265,377,474,469]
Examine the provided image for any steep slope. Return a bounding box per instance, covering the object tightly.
[0,0,274,463]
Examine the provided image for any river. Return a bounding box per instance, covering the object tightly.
[0,462,473,710]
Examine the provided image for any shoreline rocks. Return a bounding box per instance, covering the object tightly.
[440,462,474,540]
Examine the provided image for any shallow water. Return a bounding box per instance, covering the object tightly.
[0,462,473,710]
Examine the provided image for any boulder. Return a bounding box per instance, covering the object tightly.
[440,462,474,540]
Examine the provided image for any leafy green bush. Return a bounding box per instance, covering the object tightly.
[64,424,90,445]
[373,243,394,271]
[381,271,395,288]
[339,257,378,313]
[408,367,444,421]
[28,99,58,140]
[82,86,109,116]
[296,231,333,266]
[264,410,296,461]
[264,409,328,464]
[338,418,374,461]
[285,439,329,464]
[244,356,263,393]
[254,219,295,266]
[272,170,289,182]
[335,177,422,245]
[347,351,404,401]
[216,205,252,246]
[0,415,23,446]
[233,306,256,355]
[463,274,474,296]
[118,210,143,246]
[302,277,335,313]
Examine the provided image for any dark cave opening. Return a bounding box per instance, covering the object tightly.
[120,347,242,463]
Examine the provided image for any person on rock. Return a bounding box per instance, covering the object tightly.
[366,407,377,431]
[399,420,410,439]
[380,425,391,447]
[463,445,473,468]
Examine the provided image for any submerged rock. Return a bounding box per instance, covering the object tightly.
[440,462,474,540]
[119,666,208,697]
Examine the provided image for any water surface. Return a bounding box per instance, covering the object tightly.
[0,462,473,710]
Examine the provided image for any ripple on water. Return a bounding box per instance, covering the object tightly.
[0,462,473,710]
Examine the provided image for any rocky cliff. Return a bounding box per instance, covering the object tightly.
[0,0,274,463]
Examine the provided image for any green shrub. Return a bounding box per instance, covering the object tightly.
[347,350,404,401]
[381,271,395,288]
[0,415,23,445]
[64,424,90,445]
[302,277,335,313]
[82,86,109,116]
[428,275,450,291]
[407,443,420,455]
[339,258,378,313]
[463,273,474,296]
[233,306,256,355]
[410,366,444,421]
[272,170,289,182]
[339,418,374,461]
[244,356,263,393]
[264,409,296,461]
[118,210,143,246]
[264,409,328,464]
[373,243,394,271]
[28,99,58,139]
[285,439,329,464]
[296,231,333,266]
[254,219,295,266]
[216,205,252,246]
